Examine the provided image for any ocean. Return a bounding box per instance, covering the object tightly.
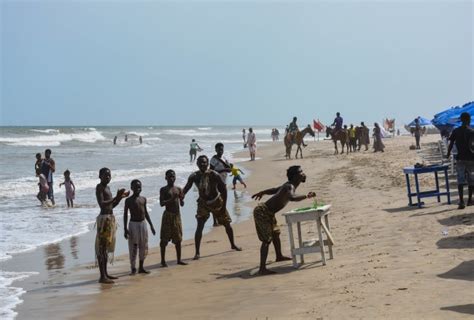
[0,125,279,319]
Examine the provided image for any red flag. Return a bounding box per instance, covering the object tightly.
[313,119,324,132]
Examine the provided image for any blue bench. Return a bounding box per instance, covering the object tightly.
[403,165,451,208]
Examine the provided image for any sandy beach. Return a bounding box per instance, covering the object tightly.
[12,135,474,319]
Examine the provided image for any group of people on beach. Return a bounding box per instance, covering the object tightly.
[94,137,316,283]
[328,112,385,152]
[34,149,76,207]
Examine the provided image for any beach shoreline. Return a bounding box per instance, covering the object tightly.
[3,141,259,320]
[7,135,474,319]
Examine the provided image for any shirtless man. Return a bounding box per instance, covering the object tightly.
[159,170,187,267]
[183,155,242,260]
[124,180,156,275]
[252,165,315,275]
[95,168,129,284]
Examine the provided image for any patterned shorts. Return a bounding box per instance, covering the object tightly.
[196,196,232,225]
[160,211,183,244]
[253,203,280,243]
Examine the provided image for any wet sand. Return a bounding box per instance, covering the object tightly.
[10,135,474,319]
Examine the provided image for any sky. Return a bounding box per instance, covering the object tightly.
[0,0,472,126]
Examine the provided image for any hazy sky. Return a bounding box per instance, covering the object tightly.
[1,0,472,126]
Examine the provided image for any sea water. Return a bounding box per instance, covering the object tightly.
[0,126,278,319]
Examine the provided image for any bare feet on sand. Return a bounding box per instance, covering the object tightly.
[275,256,292,262]
[258,269,277,276]
[99,278,115,284]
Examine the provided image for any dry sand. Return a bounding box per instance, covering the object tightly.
[29,136,474,319]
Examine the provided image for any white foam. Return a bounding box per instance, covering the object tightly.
[29,129,60,134]
[0,271,38,320]
[0,130,107,147]
[126,131,150,137]
[197,127,212,130]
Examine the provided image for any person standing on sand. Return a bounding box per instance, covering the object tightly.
[124,179,155,275]
[252,166,315,275]
[242,128,246,147]
[414,118,421,149]
[210,142,232,226]
[41,149,56,205]
[373,123,384,152]
[95,168,129,284]
[183,155,242,260]
[159,170,187,267]
[358,122,370,151]
[447,112,474,209]
[247,128,257,161]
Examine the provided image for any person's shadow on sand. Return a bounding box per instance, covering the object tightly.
[213,260,323,279]
[440,304,474,316]
[436,232,474,249]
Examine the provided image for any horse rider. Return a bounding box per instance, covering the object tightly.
[288,117,299,143]
[332,112,343,134]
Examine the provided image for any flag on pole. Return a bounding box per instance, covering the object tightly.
[313,119,324,132]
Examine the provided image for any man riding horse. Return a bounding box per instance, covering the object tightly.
[288,116,299,144]
[332,112,343,134]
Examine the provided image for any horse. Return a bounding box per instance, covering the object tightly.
[284,125,315,159]
[326,126,348,154]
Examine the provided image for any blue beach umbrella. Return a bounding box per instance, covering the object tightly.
[407,117,431,127]
[431,101,474,132]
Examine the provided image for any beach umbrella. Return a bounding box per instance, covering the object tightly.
[432,101,474,130]
[407,116,431,127]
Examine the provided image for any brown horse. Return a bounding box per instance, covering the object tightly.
[284,125,315,159]
[326,126,348,154]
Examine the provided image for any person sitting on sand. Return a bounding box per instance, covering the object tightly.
[124,179,155,275]
[230,163,247,189]
[159,170,187,267]
[252,165,316,275]
[95,168,129,284]
[183,155,242,260]
[447,112,474,209]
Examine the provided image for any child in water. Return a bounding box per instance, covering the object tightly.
[36,168,49,205]
[230,163,247,189]
[59,169,76,208]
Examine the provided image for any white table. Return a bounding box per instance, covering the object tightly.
[282,204,334,268]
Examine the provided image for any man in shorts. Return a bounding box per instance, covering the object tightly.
[447,112,474,209]
[252,166,315,275]
[159,170,187,267]
[183,155,242,260]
